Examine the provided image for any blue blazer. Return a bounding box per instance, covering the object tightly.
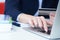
[5,0,39,21]
[5,0,59,21]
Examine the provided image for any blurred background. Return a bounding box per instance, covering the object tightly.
[0,0,5,14]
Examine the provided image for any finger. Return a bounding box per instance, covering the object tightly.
[50,14,55,23]
[49,15,55,23]
[50,12,55,20]
[40,16,48,32]
[50,17,55,23]
[36,17,43,28]
[32,17,38,27]
[50,12,55,17]
[46,20,53,26]
[28,19,34,27]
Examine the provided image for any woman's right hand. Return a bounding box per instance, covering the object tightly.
[46,12,56,26]
[19,13,48,32]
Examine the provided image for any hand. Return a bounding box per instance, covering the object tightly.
[19,14,48,32]
[46,12,55,26]
[28,16,48,32]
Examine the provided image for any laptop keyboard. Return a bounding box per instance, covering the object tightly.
[23,27,52,35]
[32,27,51,35]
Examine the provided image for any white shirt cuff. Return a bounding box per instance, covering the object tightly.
[17,13,23,21]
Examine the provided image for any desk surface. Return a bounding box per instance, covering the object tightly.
[0,25,59,40]
[0,25,48,40]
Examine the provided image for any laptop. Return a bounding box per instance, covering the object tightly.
[22,0,60,39]
[38,8,56,19]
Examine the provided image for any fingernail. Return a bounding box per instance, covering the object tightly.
[45,29,48,32]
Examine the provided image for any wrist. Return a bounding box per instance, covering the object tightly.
[18,13,34,24]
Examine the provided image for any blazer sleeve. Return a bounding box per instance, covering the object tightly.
[5,0,21,21]
[5,0,39,21]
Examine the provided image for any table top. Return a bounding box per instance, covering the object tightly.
[0,24,59,40]
[0,25,48,40]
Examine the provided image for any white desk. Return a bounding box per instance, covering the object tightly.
[0,26,47,40]
[0,23,59,40]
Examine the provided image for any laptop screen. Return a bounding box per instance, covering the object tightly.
[41,0,59,9]
[38,0,59,18]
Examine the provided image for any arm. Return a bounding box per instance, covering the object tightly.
[5,0,52,32]
[5,0,39,21]
[5,0,21,21]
